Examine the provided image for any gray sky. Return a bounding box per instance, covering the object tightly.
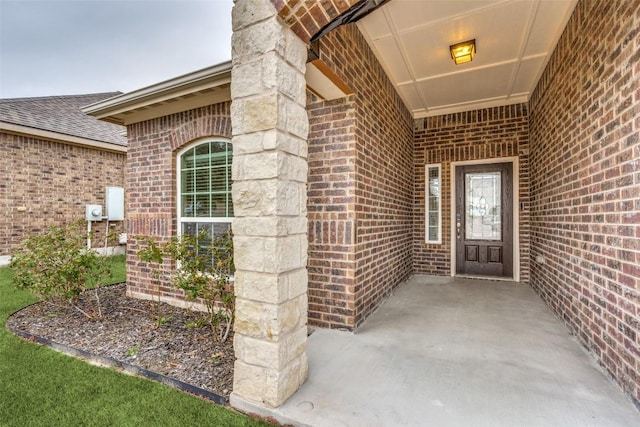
[0,0,233,99]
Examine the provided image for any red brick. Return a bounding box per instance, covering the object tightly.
[529,0,640,406]
[0,132,125,255]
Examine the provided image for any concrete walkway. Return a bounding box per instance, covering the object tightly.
[256,276,640,426]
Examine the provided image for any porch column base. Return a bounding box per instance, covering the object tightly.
[229,393,308,426]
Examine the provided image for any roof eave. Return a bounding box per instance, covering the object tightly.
[0,121,127,153]
[82,60,232,126]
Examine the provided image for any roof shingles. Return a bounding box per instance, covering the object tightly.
[0,92,127,146]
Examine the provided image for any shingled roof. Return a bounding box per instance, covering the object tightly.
[0,92,127,147]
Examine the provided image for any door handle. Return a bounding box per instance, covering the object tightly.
[456,213,461,239]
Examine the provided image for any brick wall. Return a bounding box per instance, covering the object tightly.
[307,24,414,329]
[529,0,640,406]
[125,103,231,303]
[414,105,530,282]
[0,132,125,256]
[307,95,358,329]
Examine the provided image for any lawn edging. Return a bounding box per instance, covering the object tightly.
[6,306,227,406]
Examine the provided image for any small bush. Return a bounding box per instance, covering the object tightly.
[137,229,235,342]
[171,230,235,342]
[10,220,111,319]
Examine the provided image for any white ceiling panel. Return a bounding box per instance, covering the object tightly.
[385,0,500,31]
[358,0,577,117]
[418,64,513,108]
[510,55,546,95]
[524,0,577,56]
[361,5,393,40]
[398,28,454,80]
[399,7,528,78]
[397,83,425,113]
[371,36,413,84]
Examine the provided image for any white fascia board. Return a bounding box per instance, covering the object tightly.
[0,122,127,153]
[82,61,232,124]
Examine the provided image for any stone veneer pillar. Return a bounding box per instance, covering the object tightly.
[229,0,309,409]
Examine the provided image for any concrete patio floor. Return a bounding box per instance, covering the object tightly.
[240,275,640,426]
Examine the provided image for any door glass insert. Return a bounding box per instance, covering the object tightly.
[465,171,501,240]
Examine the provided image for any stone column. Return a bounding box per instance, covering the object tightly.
[229,0,309,409]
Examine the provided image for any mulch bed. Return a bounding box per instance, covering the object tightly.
[6,283,234,400]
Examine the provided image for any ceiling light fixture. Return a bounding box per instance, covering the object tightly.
[450,39,476,65]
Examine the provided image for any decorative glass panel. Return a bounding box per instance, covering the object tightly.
[465,171,501,240]
[425,164,441,243]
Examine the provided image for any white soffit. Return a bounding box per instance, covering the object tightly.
[306,59,354,100]
[83,62,232,126]
[358,0,577,118]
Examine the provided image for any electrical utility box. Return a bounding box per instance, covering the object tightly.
[86,204,103,221]
[105,187,125,221]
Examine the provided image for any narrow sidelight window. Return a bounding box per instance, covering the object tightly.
[426,164,441,244]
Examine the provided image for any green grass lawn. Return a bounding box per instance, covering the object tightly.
[0,255,270,426]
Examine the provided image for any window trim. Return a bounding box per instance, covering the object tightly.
[176,138,233,238]
[425,163,442,244]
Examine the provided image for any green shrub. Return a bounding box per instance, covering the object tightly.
[10,220,111,319]
[137,229,235,342]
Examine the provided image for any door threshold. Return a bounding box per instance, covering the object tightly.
[454,274,516,283]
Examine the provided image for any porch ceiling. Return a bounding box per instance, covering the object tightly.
[357,0,577,118]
